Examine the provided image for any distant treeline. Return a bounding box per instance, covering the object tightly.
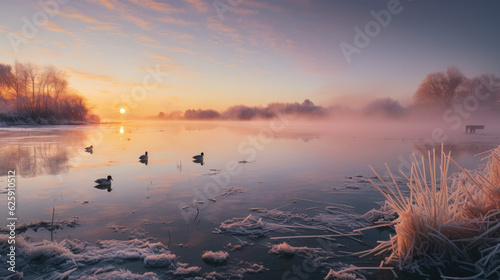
[366,68,500,118]
[158,99,327,120]
[157,67,499,121]
[412,67,500,110]
[0,61,99,125]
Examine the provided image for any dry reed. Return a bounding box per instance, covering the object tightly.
[359,146,500,278]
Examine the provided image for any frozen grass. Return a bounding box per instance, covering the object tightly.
[324,270,357,280]
[214,207,368,240]
[360,145,500,278]
[219,186,246,196]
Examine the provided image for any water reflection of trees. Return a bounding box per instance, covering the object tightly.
[0,130,87,177]
[414,142,497,158]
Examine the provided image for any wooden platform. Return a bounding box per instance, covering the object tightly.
[465,125,485,134]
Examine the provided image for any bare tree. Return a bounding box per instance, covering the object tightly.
[24,62,39,115]
[0,63,13,100]
[413,66,466,107]
[0,61,91,122]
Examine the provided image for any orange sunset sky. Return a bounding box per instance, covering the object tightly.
[1,0,499,119]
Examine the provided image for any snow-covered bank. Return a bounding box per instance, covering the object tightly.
[0,113,95,126]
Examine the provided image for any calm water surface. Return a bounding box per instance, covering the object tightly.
[0,120,498,279]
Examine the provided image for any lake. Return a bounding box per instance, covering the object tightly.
[0,120,498,279]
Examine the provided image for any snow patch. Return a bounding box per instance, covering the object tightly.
[204,261,267,279]
[0,235,199,279]
[268,242,296,256]
[143,253,176,268]
[202,250,230,265]
[174,266,202,275]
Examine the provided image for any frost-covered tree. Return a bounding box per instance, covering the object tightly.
[413,66,466,107]
[0,60,92,122]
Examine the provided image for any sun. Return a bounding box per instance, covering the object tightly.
[120,108,126,114]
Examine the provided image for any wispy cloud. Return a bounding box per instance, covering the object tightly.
[234,7,259,16]
[244,0,283,13]
[33,46,63,56]
[248,21,339,74]
[61,10,108,25]
[185,0,210,13]
[87,25,121,31]
[206,17,243,41]
[107,31,130,38]
[137,60,200,77]
[172,48,199,56]
[133,34,162,49]
[126,0,182,13]
[87,0,117,10]
[52,41,67,48]
[159,30,194,40]
[43,22,76,36]
[125,14,155,30]
[0,49,17,58]
[65,67,128,87]
[147,54,170,60]
[0,25,10,33]
[87,0,161,30]
[135,34,158,43]
[73,42,94,50]
[60,9,120,30]
[156,16,195,26]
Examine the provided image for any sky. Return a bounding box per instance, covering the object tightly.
[1,0,499,119]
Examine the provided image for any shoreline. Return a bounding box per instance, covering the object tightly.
[0,114,90,126]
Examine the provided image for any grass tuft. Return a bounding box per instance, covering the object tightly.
[360,145,500,278]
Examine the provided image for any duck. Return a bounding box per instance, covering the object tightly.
[193,152,204,161]
[139,151,148,161]
[85,145,93,153]
[95,175,113,185]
